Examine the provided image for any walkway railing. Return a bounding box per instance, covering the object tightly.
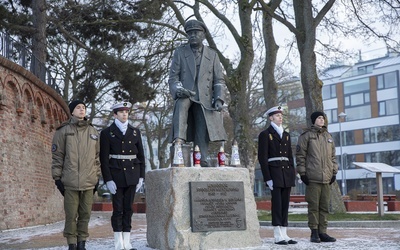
[0,31,61,94]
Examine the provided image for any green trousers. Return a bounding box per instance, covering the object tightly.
[63,189,94,244]
[305,182,330,233]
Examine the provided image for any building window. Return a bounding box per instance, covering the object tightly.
[332,130,355,147]
[345,105,371,121]
[344,78,369,94]
[322,84,336,100]
[365,150,400,166]
[342,78,371,121]
[378,99,398,116]
[324,109,338,123]
[363,125,400,143]
[377,71,398,89]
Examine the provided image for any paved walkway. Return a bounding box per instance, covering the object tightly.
[1,211,400,250]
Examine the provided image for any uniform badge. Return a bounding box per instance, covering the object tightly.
[328,138,333,143]
[90,134,98,140]
[52,144,57,152]
[110,132,115,137]
[269,134,273,141]
[133,130,137,137]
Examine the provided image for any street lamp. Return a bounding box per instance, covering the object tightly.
[338,112,347,195]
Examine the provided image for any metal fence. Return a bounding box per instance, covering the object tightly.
[0,31,61,94]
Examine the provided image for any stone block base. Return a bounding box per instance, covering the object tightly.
[146,167,262,250]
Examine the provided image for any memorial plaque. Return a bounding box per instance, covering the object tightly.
[189,181,246,232]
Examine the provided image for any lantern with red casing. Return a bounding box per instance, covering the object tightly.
[193,145,201,167]
[217,146,225,167]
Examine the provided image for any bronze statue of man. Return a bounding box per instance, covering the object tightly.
[168,19,227,167]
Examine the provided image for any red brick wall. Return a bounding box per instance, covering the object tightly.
[0,56,69,230]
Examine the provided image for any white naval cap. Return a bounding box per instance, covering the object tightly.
[266,106,283,116]
[111,101,132,112]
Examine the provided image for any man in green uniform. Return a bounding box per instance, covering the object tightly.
[51,100,101,250]
[296,111,338,243]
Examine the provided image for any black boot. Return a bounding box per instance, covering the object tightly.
[310,229,321,243]
[77,241,86,250]
[68,244,77,250]
[319,233,336,242]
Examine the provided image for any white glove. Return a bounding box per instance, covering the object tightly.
[136,178,144,192]
[106,181,117,195]
[266,180,273,191]
[296,173,303,184]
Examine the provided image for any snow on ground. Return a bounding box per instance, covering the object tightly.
[1,211,400,250]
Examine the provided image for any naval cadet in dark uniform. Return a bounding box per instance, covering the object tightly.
[257,106,297,245]
[100,101,145,250]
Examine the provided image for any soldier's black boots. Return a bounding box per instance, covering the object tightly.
[310,229,321,243]
[319,233,337,242]
[68,244,77,250]
[77,241,86,250]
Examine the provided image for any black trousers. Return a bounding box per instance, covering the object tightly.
[111,185,136,232]
[271,187,291,226]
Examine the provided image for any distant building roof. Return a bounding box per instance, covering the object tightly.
[320,65,351,80]
[374,56,400,69]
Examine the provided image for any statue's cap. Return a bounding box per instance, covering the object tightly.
[184,19,207,33]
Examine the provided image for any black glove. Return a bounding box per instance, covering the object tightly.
[55,179,65,196]
[329,175,336,185]
[93,180,99,194]
[300,175,309,185]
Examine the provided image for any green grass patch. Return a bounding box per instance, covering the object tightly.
[258,211,400,221]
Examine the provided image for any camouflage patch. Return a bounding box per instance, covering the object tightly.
[52,144,57,152]
[296,145,300,152]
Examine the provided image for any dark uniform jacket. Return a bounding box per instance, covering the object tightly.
[100,123,145,187]
[258,126,296,188]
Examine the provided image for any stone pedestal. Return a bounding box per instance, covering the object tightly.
[146,167,262,250]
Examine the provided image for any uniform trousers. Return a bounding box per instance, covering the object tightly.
[63,189,94,244]
[111,185,136,232]
[271,187,291,226]
[305,182,330,233]
[172,98,210,166]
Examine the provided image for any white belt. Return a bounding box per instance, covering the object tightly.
[268,157,289,162]
[109,154,137,160]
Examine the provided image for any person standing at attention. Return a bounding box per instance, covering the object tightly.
[168,19,227,167]
[100,101,145,250]
[258,106,297,245]
[51,100,101,250]
[296,111,338,243]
